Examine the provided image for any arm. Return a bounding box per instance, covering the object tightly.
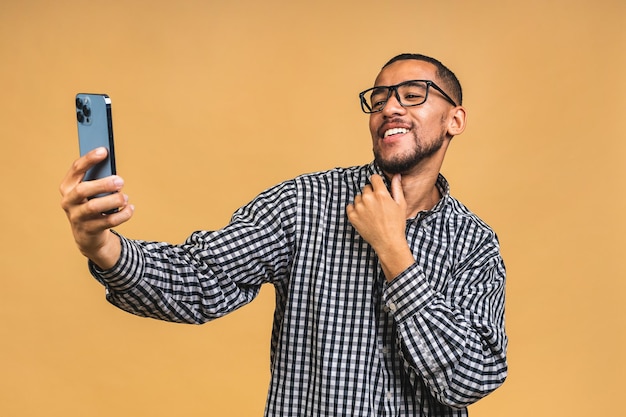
[89,181,297,324]
[61,149,296,324]
[384,235,507,407]
[347,174,507,407]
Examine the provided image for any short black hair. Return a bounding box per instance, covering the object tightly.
[383,53,463,105]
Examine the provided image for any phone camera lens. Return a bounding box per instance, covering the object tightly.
[76,97,83,110]
[83,105,91,117]
[77,111,85,123]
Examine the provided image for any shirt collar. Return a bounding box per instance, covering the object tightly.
[367,161,451,217]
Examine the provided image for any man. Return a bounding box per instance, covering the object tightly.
[60,53,507,416]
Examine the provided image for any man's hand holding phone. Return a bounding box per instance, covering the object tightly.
[60,147,134,270]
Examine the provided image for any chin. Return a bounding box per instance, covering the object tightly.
[374,155,421,175]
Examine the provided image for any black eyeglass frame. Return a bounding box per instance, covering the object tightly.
[359,79,458,114]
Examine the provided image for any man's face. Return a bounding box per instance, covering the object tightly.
[369,59,455,175]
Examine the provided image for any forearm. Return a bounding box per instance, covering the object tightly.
[90,233,266,324]
[384,262,507,407]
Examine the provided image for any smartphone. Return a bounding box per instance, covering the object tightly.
[75,93,116,198]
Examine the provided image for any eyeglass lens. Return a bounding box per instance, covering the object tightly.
[363,81,429,113]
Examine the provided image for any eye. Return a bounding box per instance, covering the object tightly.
[398,82,428,104]
[401,89,426,103]
[369,91,389,111]
[404,92,424,100]
[372,99,388,110]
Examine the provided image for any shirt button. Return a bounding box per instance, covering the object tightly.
[388,302,397,312]
[382,346,390,355]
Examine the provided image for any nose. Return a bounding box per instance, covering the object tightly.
[381,89,405,116]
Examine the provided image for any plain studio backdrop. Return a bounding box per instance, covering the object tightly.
[1,1,624,416]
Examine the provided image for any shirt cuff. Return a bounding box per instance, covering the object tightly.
[383,263,438,323]
[89,231,145,293]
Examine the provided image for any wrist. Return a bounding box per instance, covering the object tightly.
[376,241,415,281]
[81,230,122,270]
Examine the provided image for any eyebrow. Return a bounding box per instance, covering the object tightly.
[370,86,389,96]
[401,80,427,88]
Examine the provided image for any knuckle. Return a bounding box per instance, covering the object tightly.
[71,158,84,172]
[60,199,71,212]
[115,192,127,205]
[83,198,101,214]
[72,182,87,199]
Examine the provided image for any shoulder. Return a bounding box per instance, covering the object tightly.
[237,164,371,213]
[291,164,373,193]
[436,194,501,251]
[445,196,493,230]
[294,164,372,182]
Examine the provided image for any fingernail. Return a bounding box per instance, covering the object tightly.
[113,176,124,188]
[95,147,106,156]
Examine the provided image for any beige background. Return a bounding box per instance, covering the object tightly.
[1,0,624,416]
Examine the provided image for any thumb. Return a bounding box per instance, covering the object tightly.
[390,174,406,206]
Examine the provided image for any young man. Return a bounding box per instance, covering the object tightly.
[60,53,507,416]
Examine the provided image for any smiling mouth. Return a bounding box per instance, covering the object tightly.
[383,127,409,138]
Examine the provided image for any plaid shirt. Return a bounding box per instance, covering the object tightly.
[92,162,507,416]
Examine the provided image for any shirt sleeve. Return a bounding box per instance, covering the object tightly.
[383,229,508,408]
[88,180,297,324]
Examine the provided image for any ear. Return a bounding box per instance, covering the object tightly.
[446,105,467,137]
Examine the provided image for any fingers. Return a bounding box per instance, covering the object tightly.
[60,147,129,221]
[368,174,386,192]
[78,176,125,202]
[368,174,406,207]
[61,175,126,213]
[390,174,406,205]
[59,147,108,196]
[79,201,134,231]
[347,175,389,216]
[78,191,129,219]
[66,191,132,233]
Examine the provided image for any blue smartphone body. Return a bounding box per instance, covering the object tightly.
[76,93,116,183]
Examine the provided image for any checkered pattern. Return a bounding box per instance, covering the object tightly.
[92,162,507,416]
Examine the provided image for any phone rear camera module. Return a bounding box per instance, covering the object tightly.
[76,96,92,125]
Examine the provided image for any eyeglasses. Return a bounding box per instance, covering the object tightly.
[359,79,457,114]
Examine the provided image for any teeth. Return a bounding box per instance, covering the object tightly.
[384,128,409,138]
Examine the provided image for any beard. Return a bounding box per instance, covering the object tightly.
[374,131,446,175]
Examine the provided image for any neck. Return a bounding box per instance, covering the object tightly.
[398,169,442,218]
[382,146,447,218]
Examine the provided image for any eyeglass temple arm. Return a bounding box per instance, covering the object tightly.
[429,82,457,107]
